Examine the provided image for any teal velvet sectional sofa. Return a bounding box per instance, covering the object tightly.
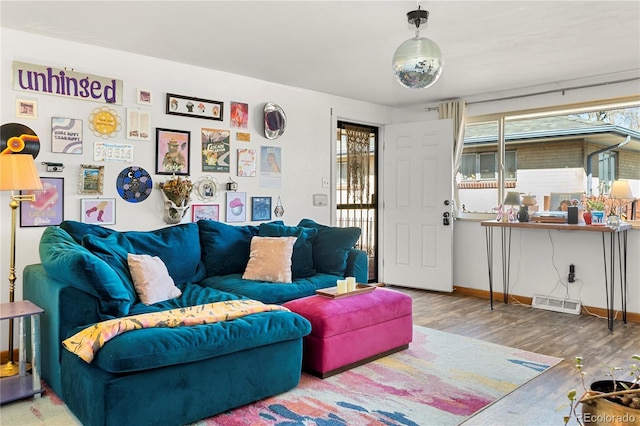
[23,218,367,426]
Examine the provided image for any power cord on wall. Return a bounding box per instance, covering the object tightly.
[545,230,620,321]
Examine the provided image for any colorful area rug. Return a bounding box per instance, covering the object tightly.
[1,326,561,426]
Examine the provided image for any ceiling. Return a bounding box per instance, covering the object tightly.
[1,1,640,109]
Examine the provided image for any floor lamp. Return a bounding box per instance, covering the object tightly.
[0,154,43,377]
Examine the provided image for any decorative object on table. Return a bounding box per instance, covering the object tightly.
[264,103,286,139]
[391,5,443,90]
[157,175,193,224]
[503,191,521,223]
[226,191,246,222]
[201,128,230,173]
[1,122,40,157]
[126,108,151,141]
[225,177,238,191]
[609,179,634,220]
[194,175,219,202]
[51,117,82,154]
[336,279,347,294]
[584,196,607,226]
[274,195,285,217]
[521,193,537,215]
[81,198,116,225]
[316,283,376,299]
[567,205,579,224]
[237,148,256,177]
[495,204,505,222]
[517,204,530,222]
[0,154,43,377]
[563,355,640,426]
[116,166,153,203]
[15,98,38,119]
[78,164,104,195]
[346,276,357,292]
[20,177,64,227]
[251,196,272,221]
[191,204,219,222]
[88,106,121,138]
[166,93,223,121]
[156,128,190,176]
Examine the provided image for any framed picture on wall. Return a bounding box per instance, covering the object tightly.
[226,192,246,223]
[20,177,64,227]
[156,128,191,175]
[79,164,104,195]
[166,93,223,121]
[251,197,272,221]
[51,117,83,154]
[191,204,220,222]
[81,198,116,225]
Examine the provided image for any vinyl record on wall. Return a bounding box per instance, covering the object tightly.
[0,122,41,158]
[116,166,153,203]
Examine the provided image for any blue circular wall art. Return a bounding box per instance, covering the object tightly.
[116,166,153,203]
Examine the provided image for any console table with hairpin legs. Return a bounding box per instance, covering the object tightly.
[481,220,631,331]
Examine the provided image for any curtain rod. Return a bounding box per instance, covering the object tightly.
[424,76,640,111]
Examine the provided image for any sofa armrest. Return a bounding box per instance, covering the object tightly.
[24,264,102,397]
[345,249,368,283]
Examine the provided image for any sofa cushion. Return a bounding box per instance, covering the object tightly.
[128,254,182,305]
[61,221,205,285]
[258,223,318,278]
[242,236,296,283]
[297,219,361,275]
[199,272,343,305]
[124,223,205,285]
[89,284,311,373]
[82,233,138,304]
[198,220,259,276]
[60,220,114,243]
[39,226,133,318]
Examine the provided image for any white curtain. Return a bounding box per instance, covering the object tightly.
[438,100,467,214]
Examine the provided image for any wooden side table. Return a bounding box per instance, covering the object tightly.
[0,300,44,404]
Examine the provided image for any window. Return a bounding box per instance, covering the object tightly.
[458,100,640,214]
[462,151,517,181]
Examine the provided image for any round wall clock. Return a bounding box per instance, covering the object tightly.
[89,106,122,138]
[116,166,153,203]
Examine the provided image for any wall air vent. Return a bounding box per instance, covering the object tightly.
[532,295,581,315]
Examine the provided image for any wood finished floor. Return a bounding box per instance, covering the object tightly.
[388,286,640,426]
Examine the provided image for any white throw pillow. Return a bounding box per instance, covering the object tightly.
[242,236,296,283]
[127,253,182,305]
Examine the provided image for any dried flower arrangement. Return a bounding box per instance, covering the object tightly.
[157,176,193,208]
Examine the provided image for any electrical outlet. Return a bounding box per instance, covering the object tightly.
[322,177,329,188]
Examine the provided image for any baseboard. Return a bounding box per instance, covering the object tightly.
[453,286,640,324]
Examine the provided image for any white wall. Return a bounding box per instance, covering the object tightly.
[452,79,640,318]
[0,29,393,313]
[1,29,638,354]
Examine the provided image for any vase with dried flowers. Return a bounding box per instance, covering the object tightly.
[157,176,193,224]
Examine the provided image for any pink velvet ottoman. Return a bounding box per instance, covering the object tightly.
[283,287,413,378]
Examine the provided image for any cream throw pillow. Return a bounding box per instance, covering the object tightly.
[127,253,182,305]
[242,236,297,283]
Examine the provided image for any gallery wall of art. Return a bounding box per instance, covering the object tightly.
[0,28,394,310]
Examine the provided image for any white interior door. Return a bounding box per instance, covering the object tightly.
[382,119,453,292]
